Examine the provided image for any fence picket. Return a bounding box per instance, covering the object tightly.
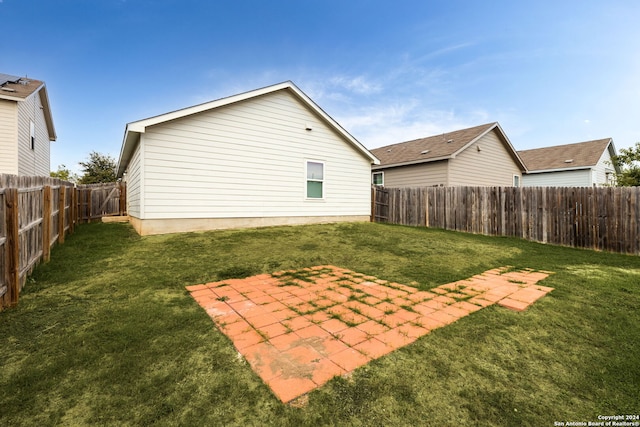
[0,175,127,310]
[373,185,640,256]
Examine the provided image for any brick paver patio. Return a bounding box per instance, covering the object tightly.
[186,265,553,403]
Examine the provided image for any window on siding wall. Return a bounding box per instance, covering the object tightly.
[372,172,384,186]
[306,161,324,199]
[30,121,35,150]
[513,175,520,187]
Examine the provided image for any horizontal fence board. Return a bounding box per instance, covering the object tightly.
[372,185,640,256]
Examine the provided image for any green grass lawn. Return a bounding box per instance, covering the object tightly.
[1,222,638,426]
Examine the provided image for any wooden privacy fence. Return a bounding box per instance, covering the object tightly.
[0,175,126,310]
[76,182,127,222]
[372,185,640,255]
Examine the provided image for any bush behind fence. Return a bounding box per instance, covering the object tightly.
[372,185,640,255]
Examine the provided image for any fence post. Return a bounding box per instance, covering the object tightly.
[4,188,19,307]
[58,186,66,244]
[42,186,52,263]
[424,188,429,227]
[67,186,74,235]
[371,186,376,222]
[72,187,78,229]
[77,188,85,224]
[119,182,126,216]
[87,188,92,223]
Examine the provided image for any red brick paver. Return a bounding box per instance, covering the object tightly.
[187,265,553,403]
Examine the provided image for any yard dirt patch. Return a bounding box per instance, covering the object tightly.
[187,265,553,403]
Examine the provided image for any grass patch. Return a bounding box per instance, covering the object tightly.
[0,221,639,425]
[277,280,303,288]
[272,268,323,284]
[399,304,416,313]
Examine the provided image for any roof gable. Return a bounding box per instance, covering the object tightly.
[371,122,526,171]
[518,138,615,172]
[0,73,56,141]
[117,81,378,177]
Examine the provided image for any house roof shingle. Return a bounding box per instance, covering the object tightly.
[518,138,614,172]
[0,74,45,101]
[371,122,526,171]
[0,72,56,142]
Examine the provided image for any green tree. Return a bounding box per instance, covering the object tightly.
[50,164,78,183]
[612,142,640,187]
[78,151,117,184]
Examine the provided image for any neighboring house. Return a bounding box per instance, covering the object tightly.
[116,81,380,236]
[371,122,526,187]
[519,138,619,187]
[0,73,56,176]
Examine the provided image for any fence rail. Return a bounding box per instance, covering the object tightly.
[0,175,126,310]
[372,185,640,255]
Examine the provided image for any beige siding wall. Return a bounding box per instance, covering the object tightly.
[521,169,592,187]
[139,90,372,220]
[448,130,522,186]
[377,160,448,187]
[125,141,143,218]
[16,91,50,175]
[0,99,18,174]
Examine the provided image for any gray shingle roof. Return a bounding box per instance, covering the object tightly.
[518,138,614,172]
[371,122,500,167]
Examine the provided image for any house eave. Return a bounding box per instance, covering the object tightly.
[605,139,621,174]
[116,81,379,177]
[525,166,593,174]
[0,93,23,102]
[372,155,452,170]
[116,127,141,178]
[37,84,57,141]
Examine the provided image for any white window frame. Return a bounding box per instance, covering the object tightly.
[30,120,35,150]
[372,171,384,186]
[305,160,325,200]
[513,174,520,187]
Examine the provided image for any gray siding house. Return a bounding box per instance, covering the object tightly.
[519,138,619,187]
[0,73,56,176]
[371,122,526,187]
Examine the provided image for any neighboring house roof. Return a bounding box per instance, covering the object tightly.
[117,81,379,177]
[371,122,526,171]
[518,138,619,173]
[0,73,56,142]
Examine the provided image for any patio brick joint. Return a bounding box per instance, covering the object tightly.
[186,265,554,403]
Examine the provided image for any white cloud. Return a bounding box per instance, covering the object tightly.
[337,101,492,149]
[413,42,476,64]
[290,64,500,149]
[329,75,382,95]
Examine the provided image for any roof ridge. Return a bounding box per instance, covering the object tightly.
[372,122,497,152]
[519,138,612,154]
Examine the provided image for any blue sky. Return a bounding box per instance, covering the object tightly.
[2,0,639,174]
